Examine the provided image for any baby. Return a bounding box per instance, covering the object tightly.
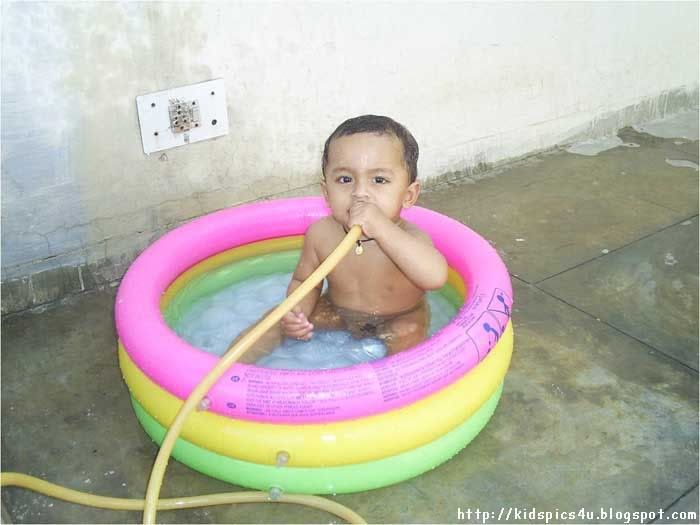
[237,115,448,363]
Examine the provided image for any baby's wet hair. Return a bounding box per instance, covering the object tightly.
[322,115,419,183]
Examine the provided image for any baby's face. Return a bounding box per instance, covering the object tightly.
[322,132,419,224]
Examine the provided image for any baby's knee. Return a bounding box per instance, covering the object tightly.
[387,316,426,340]
[381,321,427,356]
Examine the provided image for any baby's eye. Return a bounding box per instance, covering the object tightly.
[373,176,389,184]
[337,175,352,184]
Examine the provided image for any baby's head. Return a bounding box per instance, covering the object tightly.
[322,115,419,184]
[320,115,421,225]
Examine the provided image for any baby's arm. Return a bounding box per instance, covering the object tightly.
[231,224,323,362]
[349,199,448,290]
[280,222,323,341]
[377,223,448,290]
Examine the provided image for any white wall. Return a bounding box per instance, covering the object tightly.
[1,1,698,296]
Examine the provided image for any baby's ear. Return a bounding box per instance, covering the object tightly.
[320,180,329,202]
[402,181,421,208]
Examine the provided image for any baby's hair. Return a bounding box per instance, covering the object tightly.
[322,115,419,183]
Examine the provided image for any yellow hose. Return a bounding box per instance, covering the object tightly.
[1,225,366,525]
[142,224,362,523]
[0,472,365,523]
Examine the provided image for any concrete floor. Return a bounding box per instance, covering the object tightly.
[1,124,698,523]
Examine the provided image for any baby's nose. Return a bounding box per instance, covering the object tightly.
[351,179,369,197]
[351,190,368,199]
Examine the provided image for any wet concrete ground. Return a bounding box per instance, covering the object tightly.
[1,123,698,523]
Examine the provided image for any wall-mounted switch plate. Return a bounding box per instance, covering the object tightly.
[168,98,201,133]
[136,79,229,155]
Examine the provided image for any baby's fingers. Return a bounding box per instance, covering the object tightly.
[284,324,314,341]
[283,309,306,322]
[282,313,309,329]
[282,313,313,340]
[281,317,300,331]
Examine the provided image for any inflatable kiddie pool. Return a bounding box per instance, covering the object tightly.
[116,196,513,494]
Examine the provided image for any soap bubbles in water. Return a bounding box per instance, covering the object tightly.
[256,330,387,370]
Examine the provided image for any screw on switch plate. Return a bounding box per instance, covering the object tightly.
[168,98,201,133]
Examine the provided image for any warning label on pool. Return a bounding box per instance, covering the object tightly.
[233,325,480,422]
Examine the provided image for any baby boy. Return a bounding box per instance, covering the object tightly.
[237,115,448,363]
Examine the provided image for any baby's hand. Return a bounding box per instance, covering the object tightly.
[348,197,389,239]
[281,306,314,341]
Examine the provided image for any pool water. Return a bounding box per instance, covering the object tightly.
[166,255,460,370]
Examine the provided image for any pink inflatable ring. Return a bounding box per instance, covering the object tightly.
[115,196,513,425]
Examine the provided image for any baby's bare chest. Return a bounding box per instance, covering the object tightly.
[326,247,416,299]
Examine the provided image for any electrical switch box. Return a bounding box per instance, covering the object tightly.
[136,79,229,155]
[168,98,201,133]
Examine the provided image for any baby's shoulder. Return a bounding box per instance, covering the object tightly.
[304,217,341,257]
[306,216,337,237]
[304,217,341,247]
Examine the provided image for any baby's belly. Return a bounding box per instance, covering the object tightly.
[328,288,424,316]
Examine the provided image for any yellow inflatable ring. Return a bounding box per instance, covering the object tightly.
[120,322,512,467]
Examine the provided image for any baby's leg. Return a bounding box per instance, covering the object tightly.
[380,301,430,356]
[228,307,283,364]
